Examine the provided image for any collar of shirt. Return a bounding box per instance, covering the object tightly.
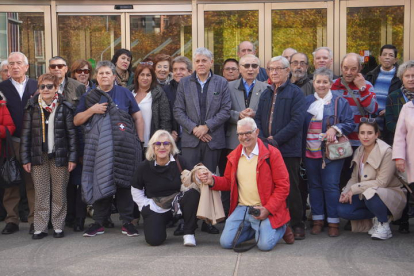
[58,79,66,94]
[196,71,212,90]
[241,142,259,160]
[154,154,175,166]
[242,78,256,94]
[10,75,28,86]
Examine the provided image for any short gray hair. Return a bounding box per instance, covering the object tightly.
[172,56,192,72]
[341,53,363,70]
[8,52,29,65]
[49,56,67,65]
[290,52,309,64]
[269,56,290,68]
[193,47,213,60]
[313,67,334,83]
[0,60,8,67]
[239,54,260,66]
[237,41,256,53]
[237,117,257,130]
[397,60,414,80]
[145,130,180,161]
[96,60,116,75]
[312,47,333,59]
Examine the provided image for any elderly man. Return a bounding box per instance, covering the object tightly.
[0,52,38,235]
[255,56,306,240]
[311,47,339,79]
[237,41,268,82]
[289,53,313,96]
[222,58,239,82]
[199,117,292,251]
[174,47,231,234]
[282,48,297,61]
[74,61,144,237]
[1,60,9,81]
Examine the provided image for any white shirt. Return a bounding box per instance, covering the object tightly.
[10,76,28,99]
[136,91,152,147]
[154,154,175,166]
[241,142,259,160]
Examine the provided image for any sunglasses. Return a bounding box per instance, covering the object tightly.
[39,84,54,90]
[360,117,376,123]
[241,64,259,69]
[153,141,171,147]
[75,69,90,74]
[49,64,66,69]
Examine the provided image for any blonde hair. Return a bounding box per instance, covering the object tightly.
[145,130,180,161]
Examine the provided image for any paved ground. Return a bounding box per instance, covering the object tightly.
[0,217,413,276]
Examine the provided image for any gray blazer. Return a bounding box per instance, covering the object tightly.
[174,72,231,150]
[226,79,268,149]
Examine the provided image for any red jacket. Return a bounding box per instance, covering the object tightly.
[0,96,16,153]
[212,139,290,229]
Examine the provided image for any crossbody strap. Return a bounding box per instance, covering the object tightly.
[175,155,183,173]
[341,78,366,117]
[232,207,261,253]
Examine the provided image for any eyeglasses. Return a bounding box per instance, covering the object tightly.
[140,61,153,66]
[39,84,54,90]
[236,128,257,137]
[267,67,287,73]
[153,141,172,147]
[290,61,308,67]
[224,67,238,71]
[241,64,259,69]
[360,117,376,123]
[75,69,90,74]
[49,64,66,69]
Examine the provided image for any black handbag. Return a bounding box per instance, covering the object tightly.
[0,128,22,188]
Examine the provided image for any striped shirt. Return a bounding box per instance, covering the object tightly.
[306,117,323,158]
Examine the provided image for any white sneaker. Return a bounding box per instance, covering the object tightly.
[368,217,379,235]
[371,222,392,240]
[183,234,196,247]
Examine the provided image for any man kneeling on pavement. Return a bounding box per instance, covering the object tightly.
[197,117,294,251]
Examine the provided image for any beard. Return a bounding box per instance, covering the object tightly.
[292,69,306,79]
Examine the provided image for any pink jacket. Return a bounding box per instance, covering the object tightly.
[392,101,414,183]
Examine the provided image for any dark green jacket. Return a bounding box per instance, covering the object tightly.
[385,88,408,144]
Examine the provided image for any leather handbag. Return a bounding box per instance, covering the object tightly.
[0,128,22,188]
[325,97,353,161]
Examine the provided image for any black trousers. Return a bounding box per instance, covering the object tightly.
[182,142,221,172]
[66,166,87,222]
[142,189,200,246]
[283,157,304,228]
[93,187,133,225]
[218,149,232,217]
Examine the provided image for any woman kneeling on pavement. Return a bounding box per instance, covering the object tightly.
[20,73,77,239]
[131,130,200,246]
[337,119,406,240]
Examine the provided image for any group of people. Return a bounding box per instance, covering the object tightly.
[0,40,412,251]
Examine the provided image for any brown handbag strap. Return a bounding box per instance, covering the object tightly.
[175,155,183,173]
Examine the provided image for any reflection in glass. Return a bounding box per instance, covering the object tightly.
[204,10,259,74]
[0,12,45,79]
[130,15,192,68]
[272,9,327,64]
[58,15,121,70]
[347,6,404,63]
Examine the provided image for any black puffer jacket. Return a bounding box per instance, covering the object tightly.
[20,94,77,166]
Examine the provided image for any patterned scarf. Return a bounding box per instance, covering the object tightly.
[401,85,414,101]
[115,70,129,87]
[38,93,59,148]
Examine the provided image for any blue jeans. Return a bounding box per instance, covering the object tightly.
[305,157,344,223]
[337,194,389,222]
[220,205,286,251]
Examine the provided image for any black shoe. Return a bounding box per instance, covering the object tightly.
[201,221,219,234]
[102,217,115,228]
[19,213,28,223]
[29,223,34,235]
[32,232,48,239]
[399,221,410,234]
[53,230,65,238]
[83,223,104,237]
[174,220,185,236]
[344,220,352,231]
[73,218,85,232]
[2,223,19,234]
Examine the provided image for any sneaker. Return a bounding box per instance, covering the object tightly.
[122,223,139,237]
[183,234,196,247]
[368,217,379,235]
[83,223,104,237]
[371,222,392,240]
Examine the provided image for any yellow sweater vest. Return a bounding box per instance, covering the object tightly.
[237,155,261,206]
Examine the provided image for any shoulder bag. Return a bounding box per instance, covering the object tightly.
[0,128,22,188]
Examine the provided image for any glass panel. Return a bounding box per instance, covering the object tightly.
[204,10,259,74]
[130,14,192,68]
[347,6,404,64]
[272,9,327,65]
[58,15,121,69]
[0,12,45,79]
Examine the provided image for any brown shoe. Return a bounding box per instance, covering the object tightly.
[328,223,340,237]
[310,220,324,235]
[283,226,295,244]
[293,226,306,240]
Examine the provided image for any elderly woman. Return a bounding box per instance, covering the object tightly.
[132,64,171,149]
[303,68,355,237]
[111,49,134,87]
[153,54,173,86]
[70,59,96,92]
[338,120,406,240]
[131,130,200,246]
[20,73,77,239]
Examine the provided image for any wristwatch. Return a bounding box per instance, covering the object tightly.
[359,86,366,92]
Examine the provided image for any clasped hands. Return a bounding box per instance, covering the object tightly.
[339,190,353,204]
[239,108,255,119]
[193,125,212,142]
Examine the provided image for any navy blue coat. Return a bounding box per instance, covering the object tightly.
[255,80,306,158]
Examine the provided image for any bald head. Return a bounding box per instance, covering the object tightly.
[282,48,297,61]
[341,53,363,84]
[238,41,256,58]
